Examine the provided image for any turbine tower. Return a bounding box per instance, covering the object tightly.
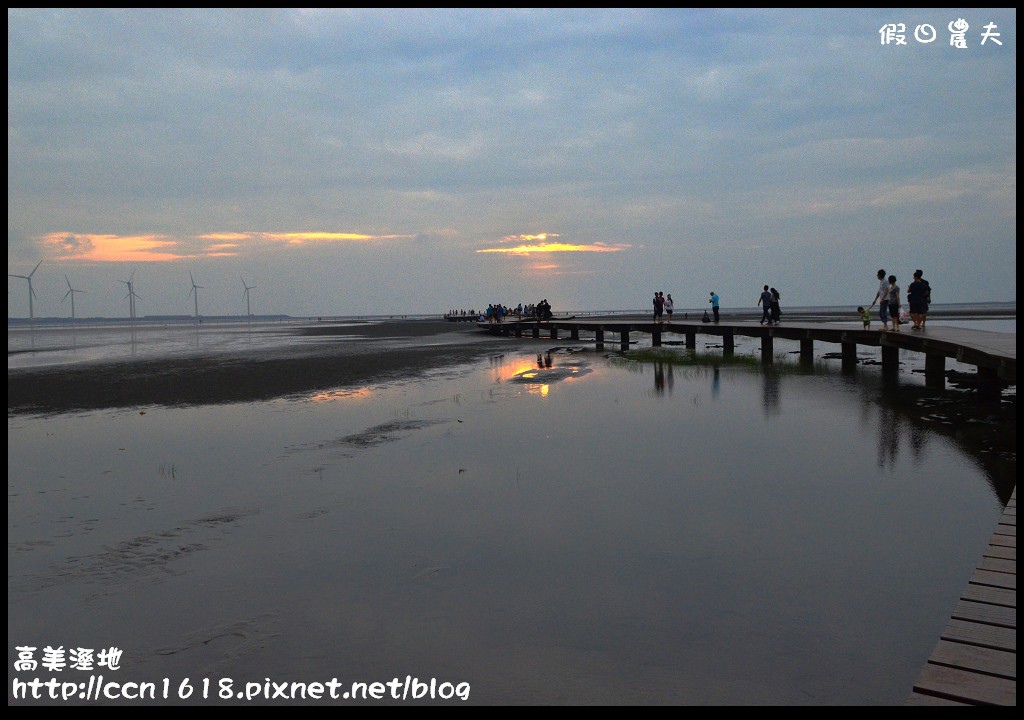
[120,271,140,321]
[241,276,255,317]
[9,260,42,320]
[188,271,203,321]
[61,273,87,320]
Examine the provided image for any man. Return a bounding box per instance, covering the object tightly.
[868,269,890,331]
[758,285,772,325]
[709,291,720,323]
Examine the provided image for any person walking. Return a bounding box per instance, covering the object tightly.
[758,285,772,325]
[907,269,931,330]
[769,287,781,325]
[709,291,720,323]
[652,291,664,322]
[664,293,674,322]
[887,275,902,332]
[868,269,891,331]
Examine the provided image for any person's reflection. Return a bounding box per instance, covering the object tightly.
[712,366,721,399]
[876,407,901,468]
[762,369,780,417]
[653,362,665,394]
[666,363,674,394]
[908,423,927,463]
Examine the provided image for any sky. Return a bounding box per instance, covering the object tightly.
[7,8,1017,319]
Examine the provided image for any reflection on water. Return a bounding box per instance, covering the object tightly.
[7,342,1014,705]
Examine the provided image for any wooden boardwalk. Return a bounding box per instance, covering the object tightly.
[480,318,1017,388]
[909,487,1016,705]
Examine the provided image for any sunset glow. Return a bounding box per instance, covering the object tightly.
[477,242,630,255]
[264,232,415,244]
[43,233,186,262]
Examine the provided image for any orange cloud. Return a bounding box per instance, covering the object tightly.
[262,232,415,244]
[477,242,630,256]
[43,233,185,262]
[197,231,403,244]
[197,232,253,241]
[41,230,414,263]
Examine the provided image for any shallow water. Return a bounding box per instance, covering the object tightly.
[7,328,1014,705]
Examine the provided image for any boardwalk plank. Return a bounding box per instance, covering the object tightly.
[989,533,1016,548]
[907,691,971,705]
[983,544,1015,561]
[913,664,1016,706]
[926,640,1016,680]
[970,568,1017,590]
[941,618,1015,652]
[978,556,1016,574]
[951,599,1016,628]
[961,583,1017,608]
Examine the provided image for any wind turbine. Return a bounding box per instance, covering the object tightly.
[61,273,87,320]
[120,271,140,321]
[9,260,42,320]
[241,276,255,317]
[188,271,204,321]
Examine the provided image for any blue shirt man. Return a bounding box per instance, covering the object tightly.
[709,291,720,323]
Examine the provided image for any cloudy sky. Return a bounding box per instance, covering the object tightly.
[7,8,1016,319]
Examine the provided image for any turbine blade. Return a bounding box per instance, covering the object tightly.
[29,260,42,278]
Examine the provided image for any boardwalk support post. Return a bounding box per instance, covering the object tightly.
[925,353,945,389]
[841,341,857,372]
[881,344,899,371]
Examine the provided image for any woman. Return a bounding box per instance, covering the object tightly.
[887,275,901,332]
[907,269,930,330]
[769,287,781,325]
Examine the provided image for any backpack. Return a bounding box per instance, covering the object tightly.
[702,310,711,323]
[923,281,931,304]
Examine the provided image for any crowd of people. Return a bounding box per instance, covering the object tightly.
[454,270,932,332]
[467,300,554,324]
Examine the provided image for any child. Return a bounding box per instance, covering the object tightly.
[857,306,870,329]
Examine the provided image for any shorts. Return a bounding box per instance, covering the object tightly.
[879,300,889,322]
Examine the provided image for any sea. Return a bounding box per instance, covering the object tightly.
[7,303,1016,705]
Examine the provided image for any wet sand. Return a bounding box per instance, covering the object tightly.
[8,320,522,415]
